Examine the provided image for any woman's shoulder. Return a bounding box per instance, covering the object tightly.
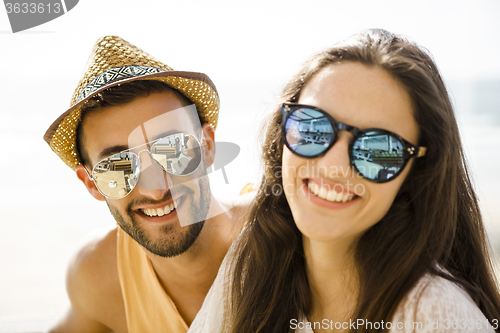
[391,272,495,332]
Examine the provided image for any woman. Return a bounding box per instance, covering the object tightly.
[189,29,500,332]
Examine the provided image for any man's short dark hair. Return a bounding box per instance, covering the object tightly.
[76,80,205,167]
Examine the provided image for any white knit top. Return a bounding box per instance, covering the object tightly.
[189,238,496,333]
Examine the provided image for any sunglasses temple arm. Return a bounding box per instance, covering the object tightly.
[82,165,94,180]
[417,147,427,158]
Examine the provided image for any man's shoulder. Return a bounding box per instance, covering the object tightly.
[65,226,125,325]
[68,226,119,285]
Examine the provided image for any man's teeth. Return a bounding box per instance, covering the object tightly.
[141,199,180,217]
[308,182,355,203]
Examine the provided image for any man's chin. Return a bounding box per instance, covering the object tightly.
[127,220,205,258]
[129,204,206,256]
[107,177,211,257]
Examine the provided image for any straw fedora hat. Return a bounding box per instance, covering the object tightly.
[44,35,220,169]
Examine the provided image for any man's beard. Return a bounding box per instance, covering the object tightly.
[107,175,211,258]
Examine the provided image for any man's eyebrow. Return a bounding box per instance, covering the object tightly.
[95,130,185,161]
[96,145,130,161]
[148,130,180,142]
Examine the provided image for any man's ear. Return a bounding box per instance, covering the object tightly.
[201,123,215,168]
[75,164,106,201]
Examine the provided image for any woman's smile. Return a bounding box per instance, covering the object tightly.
[303,178,361,208]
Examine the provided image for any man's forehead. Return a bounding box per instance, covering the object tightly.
[82,93,200,161]
[127,104,200,147]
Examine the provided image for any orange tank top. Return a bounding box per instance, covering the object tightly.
[116,227,189,333]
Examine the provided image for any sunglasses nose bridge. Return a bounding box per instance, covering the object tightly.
[316,131,354,178]
[335,122,360,169]
[133,149,171,197]
[336,122,358,136]
[135,148,157,170]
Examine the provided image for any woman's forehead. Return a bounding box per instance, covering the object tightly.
[299,63,419,143]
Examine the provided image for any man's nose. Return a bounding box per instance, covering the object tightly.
[135,150,171,200]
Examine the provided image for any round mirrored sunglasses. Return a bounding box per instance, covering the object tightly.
[281,103,427,183]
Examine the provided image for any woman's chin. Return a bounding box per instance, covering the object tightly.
[294,216,346,243]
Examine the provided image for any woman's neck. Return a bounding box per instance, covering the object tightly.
[303,236,359,331]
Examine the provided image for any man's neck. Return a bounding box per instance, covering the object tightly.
[143,195,240,324]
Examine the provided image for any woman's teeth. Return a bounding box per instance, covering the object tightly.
[141,199,180,217]
[308,182,355,203]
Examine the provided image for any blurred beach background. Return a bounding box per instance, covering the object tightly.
[1,0,499,331]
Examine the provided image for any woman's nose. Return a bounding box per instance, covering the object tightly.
[315,131,354,179]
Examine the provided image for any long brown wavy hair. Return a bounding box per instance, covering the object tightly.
[224,29,500,332]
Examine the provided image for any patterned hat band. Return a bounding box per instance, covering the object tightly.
[76,65,164,104]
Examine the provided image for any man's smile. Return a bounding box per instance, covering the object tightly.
[139,197,180,217]
[130,188,189,223]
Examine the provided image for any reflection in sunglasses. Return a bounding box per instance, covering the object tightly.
[90,133,202,199]
[282,104,427,183]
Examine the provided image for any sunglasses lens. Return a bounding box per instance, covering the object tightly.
[150,133,202,176]
[352,131,405,182]
[92,152,140,198]
[284,107,335,157]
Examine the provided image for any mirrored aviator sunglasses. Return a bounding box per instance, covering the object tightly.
[280,103,427,183]
[84,133,203,199]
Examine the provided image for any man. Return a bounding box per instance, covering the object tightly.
[44,36,244,332]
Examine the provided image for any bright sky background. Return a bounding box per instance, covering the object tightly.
[1,0,499,198]
[1,0,499,330]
